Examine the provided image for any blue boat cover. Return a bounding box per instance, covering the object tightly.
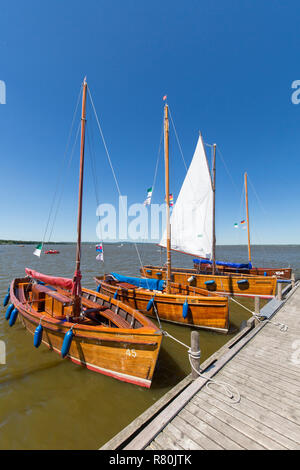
[193,259,252,269]
[110,272,165,291]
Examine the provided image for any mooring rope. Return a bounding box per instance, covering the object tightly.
[229,296,289,332]
[163,330,241,404]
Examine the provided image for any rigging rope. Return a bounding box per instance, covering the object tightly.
[87,85,154,290]
[42,85,82,247]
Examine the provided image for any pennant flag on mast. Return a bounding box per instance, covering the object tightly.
[144,187,153,206]
[163,95,167,101]
[234,223,238,229]
[96,243,104,261]
[169,194,174,207]
[33,243,43,257]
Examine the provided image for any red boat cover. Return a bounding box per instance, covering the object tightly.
[25,268,73,290]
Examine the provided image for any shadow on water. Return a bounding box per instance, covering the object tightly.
[150,346,188,390]
[0,360,63,388]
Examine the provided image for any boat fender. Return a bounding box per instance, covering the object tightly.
[264,272,267,276]
[146,270,152,274]
[205,280,215,286]
[187,276,195,283]
[147,297,155,311]
[182,299,189,319]
[156,272,162,278]
[34,324,43,348]
[61,329,74,358]
[237,279,248,285]
[113,290,118,299]
[3,288,10,307]
[5,304,14,320]
[96,283,101,293]
[9,308,19,327]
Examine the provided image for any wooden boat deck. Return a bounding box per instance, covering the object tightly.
[101,281,300,450]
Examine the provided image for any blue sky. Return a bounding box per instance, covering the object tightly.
[0,0,300,244]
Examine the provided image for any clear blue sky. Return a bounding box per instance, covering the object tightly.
[0,0,299,244]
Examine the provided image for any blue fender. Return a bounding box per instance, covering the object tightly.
[182,299,189,319]
[9,308,19,327]
[113,290,118,299]
[5,304,14,320]
[61,329,74,358]
[96,283,101,293]
[34,324,43,348]
[147,297,155,311]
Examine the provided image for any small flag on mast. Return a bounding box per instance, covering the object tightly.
[240,220,245,224]
[33,243,43,257]
[169,194,174,207]
[234,223,238,228]
[96,243,104,261]
[144,187,153,206]
[163,95,167,101]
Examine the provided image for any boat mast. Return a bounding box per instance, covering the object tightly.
[212,143,216,274]
[72,77,88,313]
[164,103,171,293]
[244,172,252,264]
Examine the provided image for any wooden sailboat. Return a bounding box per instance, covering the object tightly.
[94,104,229,332]
[5,78,162,388]
[141,133,278,299]
[192,172,292,280]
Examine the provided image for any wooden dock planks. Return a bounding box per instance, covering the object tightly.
[101,282,300,451]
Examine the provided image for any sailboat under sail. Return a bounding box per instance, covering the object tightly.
[141,133,278,298]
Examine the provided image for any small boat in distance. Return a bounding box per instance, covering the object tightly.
[5,78,162,387]
[44,249,60,254]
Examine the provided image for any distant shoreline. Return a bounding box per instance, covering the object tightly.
[0,240,299,247]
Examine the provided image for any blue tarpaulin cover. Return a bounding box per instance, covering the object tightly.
[193,259,252,269]
[110,272,165,291]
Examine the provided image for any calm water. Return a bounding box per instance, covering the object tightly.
[0,243,299,449]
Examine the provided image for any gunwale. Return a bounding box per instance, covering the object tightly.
[9,278,163,387]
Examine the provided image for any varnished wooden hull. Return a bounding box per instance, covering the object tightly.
[95,278,229,333]
[10,278,162,388]
[193,263,292,280]
[140,266,277,298]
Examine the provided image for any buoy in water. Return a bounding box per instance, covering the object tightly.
[61,329,74,358]
[34,324,43,348]
[182,299,189,319]
[5,304,14,320]
[9,308,18,327]
[147,297,155,311]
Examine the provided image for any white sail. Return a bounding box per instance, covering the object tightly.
[160,134,213,258]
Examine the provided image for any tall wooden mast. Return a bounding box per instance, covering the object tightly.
[244,172,252,264]
[72,77,88,313]
[212,143,217,274]
[164,103,171,293]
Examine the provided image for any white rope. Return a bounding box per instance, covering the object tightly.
[163,330,241,404]
[229,296,288,332]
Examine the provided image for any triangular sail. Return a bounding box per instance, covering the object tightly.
[160,135,213,258]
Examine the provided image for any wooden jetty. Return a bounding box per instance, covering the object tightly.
[101,279,300,450]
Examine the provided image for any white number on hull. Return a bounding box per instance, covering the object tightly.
[126,348,137,358]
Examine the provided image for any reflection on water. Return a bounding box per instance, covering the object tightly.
[0,243,298,449]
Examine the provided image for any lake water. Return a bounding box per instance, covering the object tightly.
[0,243,298,449]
